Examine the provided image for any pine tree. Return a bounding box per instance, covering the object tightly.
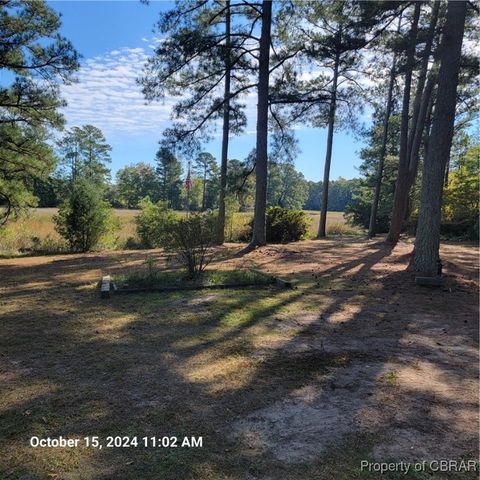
[155,147,183,209]
[140,0,253,242]
[57,125,112,187]
[0,0,79,224]
[387,2,440,244]
[270,0,404,238]
[193,152,217,211]
[368,16,402,237]
[412,0,468,275]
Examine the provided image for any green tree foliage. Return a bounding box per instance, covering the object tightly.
[155,147,183,209]
[266,131,307,210]
[0,0,79,224]
[346,111,401,231]
[267,162,308,210]
[135,198,177,248]
[345,157,398,233]
[181,177,204,212]
[304,178,360,212]
[116,163,159,208]
[140,0,254,242]
[442,137,479,238]
[272,0,402,237]
[140,0,249,152]
[226,156,255,212]
[77,125,112,184]
[54,180,113,252]
[57,125,112,187]
[193,152,219,211]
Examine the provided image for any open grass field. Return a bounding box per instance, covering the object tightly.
[0,239,478,479]
[0,209,357,256]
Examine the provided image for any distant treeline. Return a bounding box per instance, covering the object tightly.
[32,153,360,213]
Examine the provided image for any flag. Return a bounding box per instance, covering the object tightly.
[184,161,192,191]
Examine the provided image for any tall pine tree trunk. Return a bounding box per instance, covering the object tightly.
[249,0,272,248]
[407,1,439,159]
[405,66,437,193]
[217,0,231,244]
[386,3,420,244]
[318,49,339,238]
[368,50,397,238]
[202,169,207,211]
[403,2,440,196]
[413,0,466,275]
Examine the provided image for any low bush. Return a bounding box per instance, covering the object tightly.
[265,206,308,243]
[162,212,218,278]
[135,198,177,248]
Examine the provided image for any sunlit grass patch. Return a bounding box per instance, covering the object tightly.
[327,222,363,236]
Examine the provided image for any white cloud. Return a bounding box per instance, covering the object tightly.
[60,46,175,138]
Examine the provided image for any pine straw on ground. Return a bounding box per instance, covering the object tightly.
[0,237,478,479]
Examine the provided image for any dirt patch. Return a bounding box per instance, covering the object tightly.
[232,361,382,463]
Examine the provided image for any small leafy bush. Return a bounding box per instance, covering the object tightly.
[162,212,218,278]
[54,180,113,253]
[135,198,177,248]
[265,206,308,243]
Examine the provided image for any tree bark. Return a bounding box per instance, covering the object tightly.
[406,63,437,191]
[386,3,421,244]
[407,1,439,159]
[217,0,231,244]
[412,0,466,275]
[368,50,397,238]
[318,48,340,238]
[404,3,440,198]
[201,168,207,211]
[249,0,272,248]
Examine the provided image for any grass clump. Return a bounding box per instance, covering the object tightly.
[115,258,273,289]
[326,222,362,236]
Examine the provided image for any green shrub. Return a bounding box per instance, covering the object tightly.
[162,212,218,278]
[135,198,177,248]
[54,180,113,252]
[264,206,308,243]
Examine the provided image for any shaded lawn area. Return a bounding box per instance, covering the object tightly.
[0,239,478,479]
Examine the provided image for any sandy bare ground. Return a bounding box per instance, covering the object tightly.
[0,237,478,479]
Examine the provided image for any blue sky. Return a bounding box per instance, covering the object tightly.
[50,0,366,182]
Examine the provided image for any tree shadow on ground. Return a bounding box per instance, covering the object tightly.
[0,240,478,479]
